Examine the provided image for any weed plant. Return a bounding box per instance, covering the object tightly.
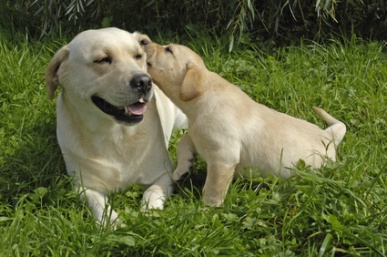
[0,30,386,256]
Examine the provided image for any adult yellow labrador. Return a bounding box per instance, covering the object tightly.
[145,42,346,207]
[45,28,186,225]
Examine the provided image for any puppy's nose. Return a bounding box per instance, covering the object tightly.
[130,74,152,93]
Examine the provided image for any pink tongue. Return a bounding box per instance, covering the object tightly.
[127,103,147,115]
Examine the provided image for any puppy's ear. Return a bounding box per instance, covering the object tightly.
[45,46,69,100]
[180,63,204,101]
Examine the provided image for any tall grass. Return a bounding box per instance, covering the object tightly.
[2,0,386,47]
[0,30,386,256]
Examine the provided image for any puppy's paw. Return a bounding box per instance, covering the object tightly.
[203,195,224,208]
[172,169,189,182]
[173,158,194,182]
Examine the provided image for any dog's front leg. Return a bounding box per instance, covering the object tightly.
[77,187,119,226]
[141,173,173,212]
[203,163,236,207]
[173,133,196,181]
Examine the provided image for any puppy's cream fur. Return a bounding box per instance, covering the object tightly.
[146,42,346,207]
[45,28,186,225]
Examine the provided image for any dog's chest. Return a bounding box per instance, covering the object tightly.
[64,124,165,191]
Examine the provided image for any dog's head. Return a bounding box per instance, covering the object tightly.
[46,28,153,125]
[146,42,205,102]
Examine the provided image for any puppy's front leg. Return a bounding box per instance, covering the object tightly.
[141,173,173,212]
[78,187,119,226]
[203,163,236,207]
[173,133,196,181]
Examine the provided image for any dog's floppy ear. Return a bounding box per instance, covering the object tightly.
[45,46,69,100]
[180,62,204,101]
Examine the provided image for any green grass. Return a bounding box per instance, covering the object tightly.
[0,29,386,256]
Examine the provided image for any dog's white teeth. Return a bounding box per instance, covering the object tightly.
[124,106,130,114]
[139,98,145,103]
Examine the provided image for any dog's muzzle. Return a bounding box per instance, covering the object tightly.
[92,74,152,124]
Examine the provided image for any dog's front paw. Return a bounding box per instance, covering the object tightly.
[96,210,123,230]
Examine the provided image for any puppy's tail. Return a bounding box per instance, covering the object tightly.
[313,106,346,145]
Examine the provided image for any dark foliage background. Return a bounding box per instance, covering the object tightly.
[1,0,386,48]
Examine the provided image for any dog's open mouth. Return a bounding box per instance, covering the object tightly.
[92,96,147,124]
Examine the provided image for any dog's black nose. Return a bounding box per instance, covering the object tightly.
[130,74,152,93]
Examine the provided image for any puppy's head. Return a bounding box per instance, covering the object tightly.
[146,43,205,102]
[45,27,153,125]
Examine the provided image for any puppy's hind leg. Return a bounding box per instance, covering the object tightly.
[203,163,236,207]
[173,133,197,182]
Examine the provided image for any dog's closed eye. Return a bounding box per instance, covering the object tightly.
[94,57,112,64]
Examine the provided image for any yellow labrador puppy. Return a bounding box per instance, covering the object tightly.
[45,28,187,225]
[145,42,346,207]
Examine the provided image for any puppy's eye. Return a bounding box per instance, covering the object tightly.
[135,54,143,60]
[140,39,149,45]
[165,46,173,54]
[94,57,112,64]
